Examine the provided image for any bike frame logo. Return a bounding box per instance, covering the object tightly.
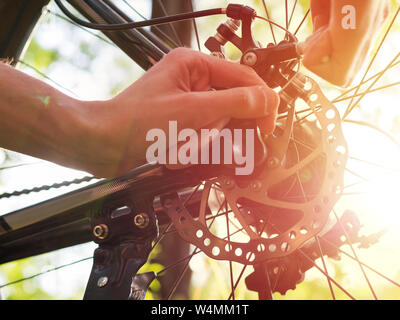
[146,121,255,175]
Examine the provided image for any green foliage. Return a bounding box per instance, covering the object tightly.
[23,38,59,70]
[0,258,52,300]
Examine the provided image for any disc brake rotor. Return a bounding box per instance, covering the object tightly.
[164,72,348,265]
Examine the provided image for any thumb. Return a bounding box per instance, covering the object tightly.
[301,27,332,69]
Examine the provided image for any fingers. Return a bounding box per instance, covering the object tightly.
[166,47,266,89]
[187,85,279,123]
[302,27,332,68]
[257,114,277,136]
[300,27,353,86]
[163,48,279,132]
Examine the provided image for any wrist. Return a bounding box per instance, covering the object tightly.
[74,98,138,177]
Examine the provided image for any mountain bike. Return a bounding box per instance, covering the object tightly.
[0,0,400,300]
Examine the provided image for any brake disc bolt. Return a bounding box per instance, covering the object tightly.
[97,276,108,288]
[93,224,109,240]
[134,213,150,229]
[243,52,257,66]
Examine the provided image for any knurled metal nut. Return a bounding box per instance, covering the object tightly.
[134,213,150,229]
[93,224,109,240]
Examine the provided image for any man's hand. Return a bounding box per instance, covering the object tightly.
[299,0,390,87]
[0,48,279,177]
[91,48,279,176]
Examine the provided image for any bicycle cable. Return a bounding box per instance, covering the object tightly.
[55,0,224,31]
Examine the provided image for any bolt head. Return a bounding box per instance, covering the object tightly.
[97,276,108,288]
[134,213,150,229]
[93,224,109,240]
[243,52,257,66]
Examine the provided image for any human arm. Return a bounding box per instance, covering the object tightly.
[0,48,279,177]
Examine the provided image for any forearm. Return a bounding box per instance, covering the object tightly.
[0,62,94,171]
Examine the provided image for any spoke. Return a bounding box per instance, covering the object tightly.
[257,265,274,300]
[278,107,313,120]
[315,236,336,300]
[290,137,317,152]
[343,52,400,119]
[0,162,41,171]
[319,236,400,288]
[341,192,369,196]
[294,8,310,36]
[285,0,289,31]
[227,264,248,300]
[156,0,184,47]
[152,222,173,250]
[225,201,235,300]
[298,249,356,300]
[17,60,79,98]
[342,181,364,191]
[48,9,116,47]
[345,168,370,183]
[165,189,228,300]
[344,119,400,151]
[294,105,323,124]
[183,182,204,206]
[287,0,298,30]
[334,82,400,103]
[157,248,199,276]
[261,0,277,44]
[166,245,196,300]
[121,0,180,48]
[333,60,400,102]
[332,210,378,300]
[157,226,246,277]
[205,209,233,221]
[188,0,201,52]
[343,6,400,119]
[0,256,92,289]
[292,132,309,203]
[293,129,336,299]
[266,218,354,299]
[349,156,400,173]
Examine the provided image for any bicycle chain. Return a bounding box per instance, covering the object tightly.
[0,175,98,200]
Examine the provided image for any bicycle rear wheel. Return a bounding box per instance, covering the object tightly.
[1,0,400,300]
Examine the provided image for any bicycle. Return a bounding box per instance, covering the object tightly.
[0,0,399,300]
